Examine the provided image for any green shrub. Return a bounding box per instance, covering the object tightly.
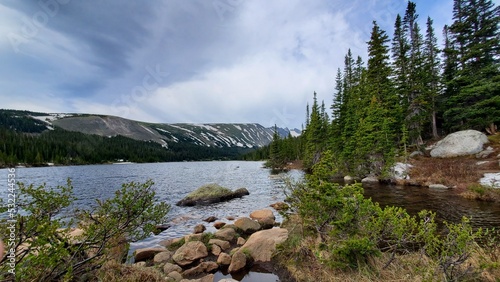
[0,179,170,281]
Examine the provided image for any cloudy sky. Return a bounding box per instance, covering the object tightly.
[0,0,491,129]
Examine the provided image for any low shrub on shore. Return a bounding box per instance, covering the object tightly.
[276,153,500,281]
[0,179,170,281]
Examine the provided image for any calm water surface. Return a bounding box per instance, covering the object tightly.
[1,161,499,281]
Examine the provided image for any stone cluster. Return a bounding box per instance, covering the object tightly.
[132,208,288,282]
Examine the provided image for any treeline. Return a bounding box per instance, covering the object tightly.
[258,0,499,176]
[0,128,248,167]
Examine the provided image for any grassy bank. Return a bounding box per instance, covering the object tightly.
[275,215,500,282]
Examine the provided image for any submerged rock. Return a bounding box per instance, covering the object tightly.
[176,184,249,206]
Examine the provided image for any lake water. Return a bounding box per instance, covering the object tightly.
[1,161,499,281]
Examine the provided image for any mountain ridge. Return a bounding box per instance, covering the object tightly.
[1,109,301,149]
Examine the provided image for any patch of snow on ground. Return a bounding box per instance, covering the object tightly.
[392,162,413,180]
[140,125,155,134]
[169,124,195,134]
[480,173,500,188]
[234,124,242,130]
[156,128,171,134]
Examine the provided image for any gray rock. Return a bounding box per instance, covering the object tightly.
[134,261,146,267]
[228,251,247,273]
[215,227,236,241]
[429,184,448,189]
[134,247,167,262]
[409,151,424,158]
[176,184,249,206]
[163,262,182,274]
[217,252,232,265]
[361,176,379,184]
[172,241,208,266]
[153,250,173,264]
[344,175,354,182]
[476,146,495,159]
[240,228,289,262]
[234,217,261,234]
[430,130,489,158]
[193,224,206,234]
[167,271,183,281]
[209,239,231,250]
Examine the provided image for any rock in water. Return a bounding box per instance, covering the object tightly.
[430,130,489,158]
[176,184,249,206]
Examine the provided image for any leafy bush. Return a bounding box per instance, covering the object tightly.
[284,150,485,278]
[0,179,170,281]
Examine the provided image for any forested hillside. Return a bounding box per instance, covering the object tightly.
[0,110,271,167]
[264,0,499,177]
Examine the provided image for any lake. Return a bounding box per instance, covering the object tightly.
[1,161,499,281]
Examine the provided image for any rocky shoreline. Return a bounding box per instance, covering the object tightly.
[131,205,289,282]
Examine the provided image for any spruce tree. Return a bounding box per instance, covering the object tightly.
[423,17,441,139]
[444,0,500,131]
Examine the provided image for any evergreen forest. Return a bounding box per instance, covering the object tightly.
[257,0,499,177]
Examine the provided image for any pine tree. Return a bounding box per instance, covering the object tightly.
[423,17,441,139]
[351,21,398,176]
[444,0,500,131]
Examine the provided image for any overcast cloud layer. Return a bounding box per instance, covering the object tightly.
[0,0,485,128]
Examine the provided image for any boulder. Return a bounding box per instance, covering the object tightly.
[134,247,167,262]
[159,237,184,248]
[477,147,495,159]
[209,239,231,251]
[391,162,412,180]
[134,261,146,267]
[237,237,246,246]
[409,151,424,158]
[213,222,226,229]
[203,216,217,223]
[361,176,379,184]
[234,217,261,234]
[211,244,222,256]
[215,227,236,241]
[167,271,183,281]
[269,202,289,211]
[429,184,448,189]
[250,209,275,221]
[241,228,288,262]
[184,234,203,242]
[153,251,173,264]
[344,175,354,182]
[217,252,232,265]
[258,217,275,230]
[193,224,206,234]
[172,241,208,266]
[183,261,219,277]
[228,251,247,273]
[176,184,249,206]
[430,130,489,158]
[163,262,182,274]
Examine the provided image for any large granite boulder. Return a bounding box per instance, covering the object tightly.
[430,130,489,158]
[241,228,288,262]
[176,184,249,206]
